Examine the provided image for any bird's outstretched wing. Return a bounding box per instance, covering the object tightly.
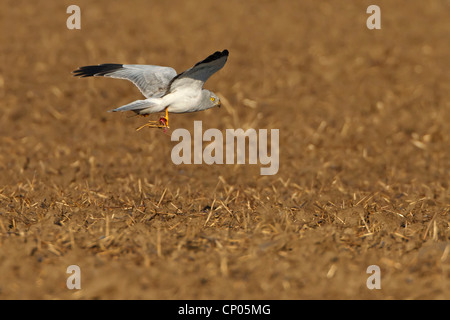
[73,64,177,98]
[168,50,229,93]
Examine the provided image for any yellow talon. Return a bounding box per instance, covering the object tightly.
[135,108,170,131]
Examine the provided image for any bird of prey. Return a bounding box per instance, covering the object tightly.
[73,49,229,130]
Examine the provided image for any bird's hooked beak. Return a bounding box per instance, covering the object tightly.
[216,101,221,108]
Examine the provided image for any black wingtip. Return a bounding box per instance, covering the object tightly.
[72,63,123,77]
[193,49,229,68]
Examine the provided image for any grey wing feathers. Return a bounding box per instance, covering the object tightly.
[73,64,177,98]
[168,49,229,93]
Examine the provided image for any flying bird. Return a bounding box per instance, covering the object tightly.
[73,49,229,130]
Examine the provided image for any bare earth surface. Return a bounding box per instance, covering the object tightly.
[0,0,449,299]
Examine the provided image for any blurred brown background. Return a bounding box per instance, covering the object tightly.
[0,0,449,299]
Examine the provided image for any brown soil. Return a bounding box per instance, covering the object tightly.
[0,0,449,299]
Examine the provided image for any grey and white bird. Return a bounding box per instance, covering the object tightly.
[73,49,229,130]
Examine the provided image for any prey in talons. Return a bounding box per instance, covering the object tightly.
[136,109,169,131]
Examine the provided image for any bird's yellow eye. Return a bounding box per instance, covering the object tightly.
[211,97,215,102]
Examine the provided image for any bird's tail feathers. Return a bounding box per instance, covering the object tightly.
[108,98,164,114]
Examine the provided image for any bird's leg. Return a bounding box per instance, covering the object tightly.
[135,109,170,131]
[159,108,169,127]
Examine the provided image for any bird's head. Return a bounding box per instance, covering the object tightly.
[202,90,221,110]
[209,92,221,108]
